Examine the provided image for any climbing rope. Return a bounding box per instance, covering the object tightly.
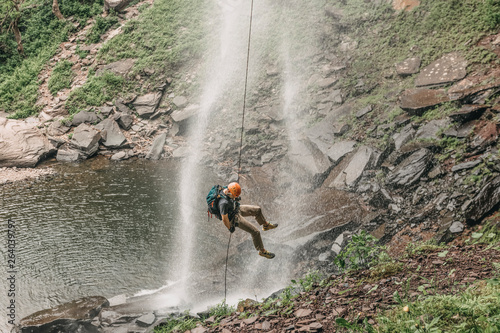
[236,0,255,184]
[224,0,255,303]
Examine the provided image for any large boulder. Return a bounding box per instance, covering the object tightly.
[70,123,101,158]
[18,296,108,333]
[95,119,126,148]
[328,145,374,189]
[287,136,332,185]
[463,176,500,225]
[399,88,450,115]
[386,148,432,187]
[0,117,54,167]
[132,92,162,119]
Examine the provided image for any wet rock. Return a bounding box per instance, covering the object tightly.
[415,53,467,87]
[329,146,374,189]
[70,123,101,157]
[95,119,126,148]
[19,296,108,333]
[171,104,199,135]
[96,58,135,76]
[393,124,415,150]
[133,92,162,119]
[451,160,481,172]
[464,175,500,225]
[395,57,421,76]
[326,140,357,164]
[287,136,332,185]
[400,88,450,115]
[172,96,188,108]
[386,148,432,187]
[449,105,488,123]
[136,313,155,327]
[146,133,167,160]
[72,110,99,126]
[0,118,55,167]
[111,151,128,161]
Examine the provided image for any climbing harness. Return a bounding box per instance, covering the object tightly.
[224,0,255,303]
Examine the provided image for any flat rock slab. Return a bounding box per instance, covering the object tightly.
[96,58,135,77]
[395,57,421,76]
[415,52,467,87]
[449,104,488,123]
[464,175,500,224]
[20,296,109,332]
[133,92,162,119]
[399,88,450,115]
[326,140,357,164]
[386,148,432,187]
[287,136,332,183]
[95,119,126,148]
[329,145,374,189]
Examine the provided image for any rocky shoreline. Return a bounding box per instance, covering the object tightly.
[0,167,57,186]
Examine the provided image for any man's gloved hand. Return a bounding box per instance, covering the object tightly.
[229,225,235,233]
[235,196,241,202]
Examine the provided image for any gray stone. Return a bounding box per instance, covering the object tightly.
[171,104,199,123]
[261,152,275,164]
[96,58,135,76]
[19,296,108,333]
[56,144,81,162]
[287,136,332,184]
[416,119,450,141]
[172,96,188,108]
[464,176,500,224]
[146,133,167,160]
[95,119,126,148]
[451,160,481,172]
[317,77,338,89]
[329,146,374,189]
[393,124,415,150]
[133,92,162,119]
[395,57,421,76]
[115,99,133,114]
[326,140,357,164]
[111,151,127,161]
[415,53,467,87]
[369,188,393,208]
[47,120,70,136]
[173,146,190,158]
[318,252,330,261]
[136,313,156,327]
[97,106,114,117]
[70,123,101,157]
[331,243,342,254]
[449,221,464,233]
[386,148,432,187]
[114,113,134,130]
[72,110,99,126]
[356,105,372,118]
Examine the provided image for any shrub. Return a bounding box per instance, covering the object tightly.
[48,60,75,95]
[334,230,386,272]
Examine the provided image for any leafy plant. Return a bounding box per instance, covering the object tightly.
[48,60,74,95]
[334,230,385,272]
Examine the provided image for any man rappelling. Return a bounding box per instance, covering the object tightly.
[207,182,278,259]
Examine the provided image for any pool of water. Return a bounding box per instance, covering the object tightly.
[0,158,225,330]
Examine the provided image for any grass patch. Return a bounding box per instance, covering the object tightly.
[48,60,75,95]
[153,313,198,333]
[377,279,500,332]
[86,15,119,44]
[65,71,126,114]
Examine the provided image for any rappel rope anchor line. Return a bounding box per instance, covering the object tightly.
[224,0,255,304]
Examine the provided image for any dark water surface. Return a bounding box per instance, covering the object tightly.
[0,158,222,329]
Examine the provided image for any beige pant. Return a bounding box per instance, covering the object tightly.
[233,205,268,251]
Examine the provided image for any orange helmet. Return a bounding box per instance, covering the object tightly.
[227,182,241,197]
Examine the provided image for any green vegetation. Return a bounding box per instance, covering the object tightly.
[65,71,125,114]
[153,312,198,333]
[334,230,389,272]
[48,60,74,95]
[86,15,119,44]
[405,238,447,257]
[377,279,500,332]
[0,0,103,118]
